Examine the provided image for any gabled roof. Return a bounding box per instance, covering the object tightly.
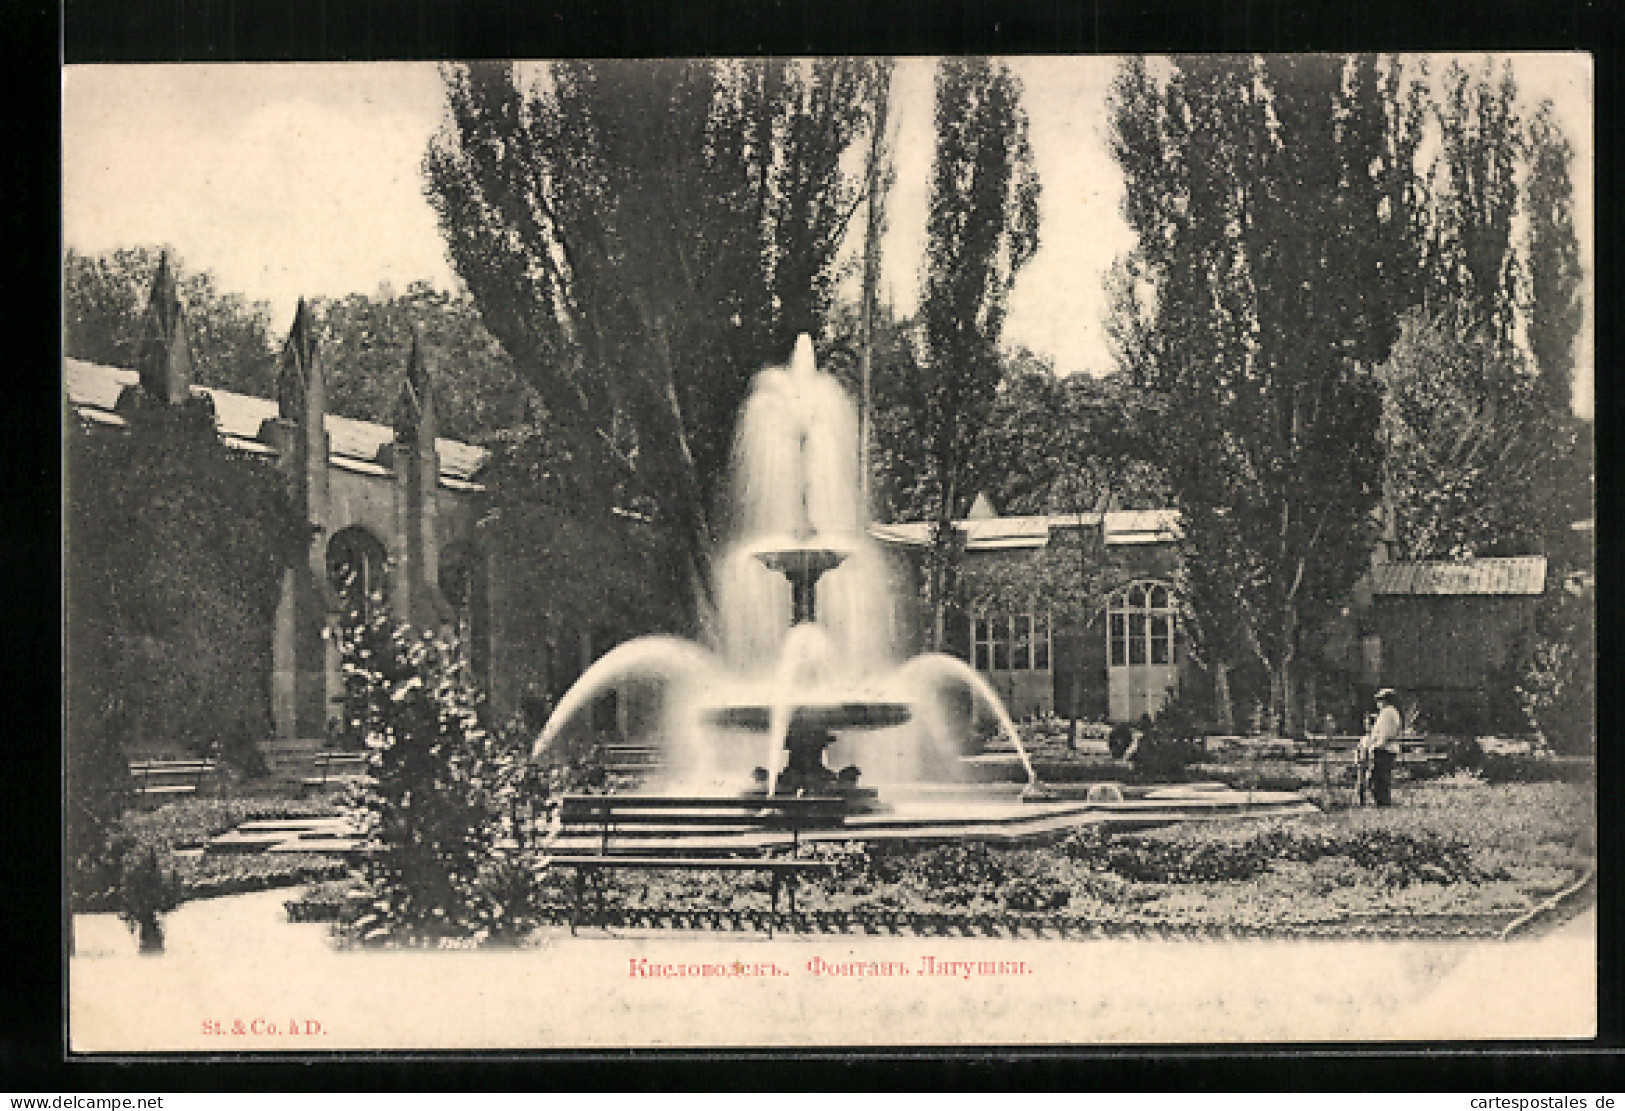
[64,358,489,488]
[1361,556,1547,597]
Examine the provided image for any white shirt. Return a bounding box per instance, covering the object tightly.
[1365,705,1403,754]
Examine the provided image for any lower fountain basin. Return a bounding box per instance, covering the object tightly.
[701,701,914,732]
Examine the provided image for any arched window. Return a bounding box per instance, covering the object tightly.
[1108,580,1177,667]
[327,527,389,619]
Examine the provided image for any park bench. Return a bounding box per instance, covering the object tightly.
[300,750,370,795]
[128,758,217,804]
[548,794,845,936]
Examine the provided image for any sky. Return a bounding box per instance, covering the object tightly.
[63,55,1593,416]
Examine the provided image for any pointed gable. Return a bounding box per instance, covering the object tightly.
[392,326,438,448]
[134,252,195,404]
[278,300,323,423]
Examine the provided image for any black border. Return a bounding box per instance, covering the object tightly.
[35,0,1624,1092]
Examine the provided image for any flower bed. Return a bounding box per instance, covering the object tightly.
[119,797,342,854]
[554,779,1593,938]
[75,797,350,912]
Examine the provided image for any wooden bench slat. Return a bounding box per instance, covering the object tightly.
[549,856,834,871]
[128,759,217,801]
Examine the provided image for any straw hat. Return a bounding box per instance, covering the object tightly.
[1374,688,1396,703]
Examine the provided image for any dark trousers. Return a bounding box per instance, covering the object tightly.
[1371,749,1396,806]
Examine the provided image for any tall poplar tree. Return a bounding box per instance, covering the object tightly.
[1429,59,1523,344]
[1523,99,1585,415]
[912,57,1041,648]
[1108,54,1425,733]
[424,60,889,616]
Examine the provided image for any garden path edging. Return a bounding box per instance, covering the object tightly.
[1500,866,1595,940]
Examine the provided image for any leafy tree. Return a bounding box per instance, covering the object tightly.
[815,299,930,524]
[1518,577,1594,756]
[309,282,529,443]
[65,392,306,773]
[1523,99,1585,414]
[971,354,1166,517]
[63,246,280,398]
[424,60,889,614]
[336,604,548,945]
[1378,308,1556,560]
[911,57,1041,647]
[1108,55,1423,734]
[1428,59,1523,344]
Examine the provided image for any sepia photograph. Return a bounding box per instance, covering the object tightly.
[62,52,1595,1051]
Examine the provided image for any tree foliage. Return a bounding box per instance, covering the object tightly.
[971,352,1166,518]
[910,57,1041,646]
[64,246,280,397]
[424,60,889,610]
[308,282,530,443]
[1108,55,1423,732]
[1378,308,1556,560]
[65,394,306,768]
[1523,99,1585,415]
[336,606,548,945]
[1428,59,1523,344]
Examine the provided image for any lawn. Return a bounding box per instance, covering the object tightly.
[553,778,1594,938]
[132,776,1593,940]
[83,796,349,912]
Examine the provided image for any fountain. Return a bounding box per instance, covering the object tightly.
[532,334,1321,845]
[532,334,1041,807]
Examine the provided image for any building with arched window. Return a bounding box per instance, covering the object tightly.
[64,262,652,762]
[873,498,1186,722]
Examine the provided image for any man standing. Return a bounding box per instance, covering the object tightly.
[1360,688,1404,807]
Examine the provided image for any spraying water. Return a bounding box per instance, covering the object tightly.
[532,334,1039,796]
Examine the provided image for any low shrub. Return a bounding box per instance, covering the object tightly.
[1107,722,1135,760]
[1477,753,1594,785]
[334,605,547,947]
[118,798,341,856]
[1060,820,1484,888]
[181,854,349,901]
[1001,876,1071,912]
[113,845,181,951]
[1130,734,1203,781]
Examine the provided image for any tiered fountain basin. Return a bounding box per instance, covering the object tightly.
[544,782,1319,858]
[700,702,913,732]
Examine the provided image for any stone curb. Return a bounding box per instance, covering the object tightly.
[1500,866,1595,941]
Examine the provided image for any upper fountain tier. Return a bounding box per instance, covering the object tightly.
[752,540,849,625]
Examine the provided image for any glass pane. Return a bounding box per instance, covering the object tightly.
[1150,615,1170,664]
[993,621,1010,670]
[1109,614,1126,667]
[1128,614,1147,665]
[1013,615,1032,670]
[1128,585,1146,608]
[974,643,991,671]
[1034,620,1050,670]
[1149,585,1168,609]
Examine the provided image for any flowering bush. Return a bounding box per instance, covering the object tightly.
[334,604,547,945]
